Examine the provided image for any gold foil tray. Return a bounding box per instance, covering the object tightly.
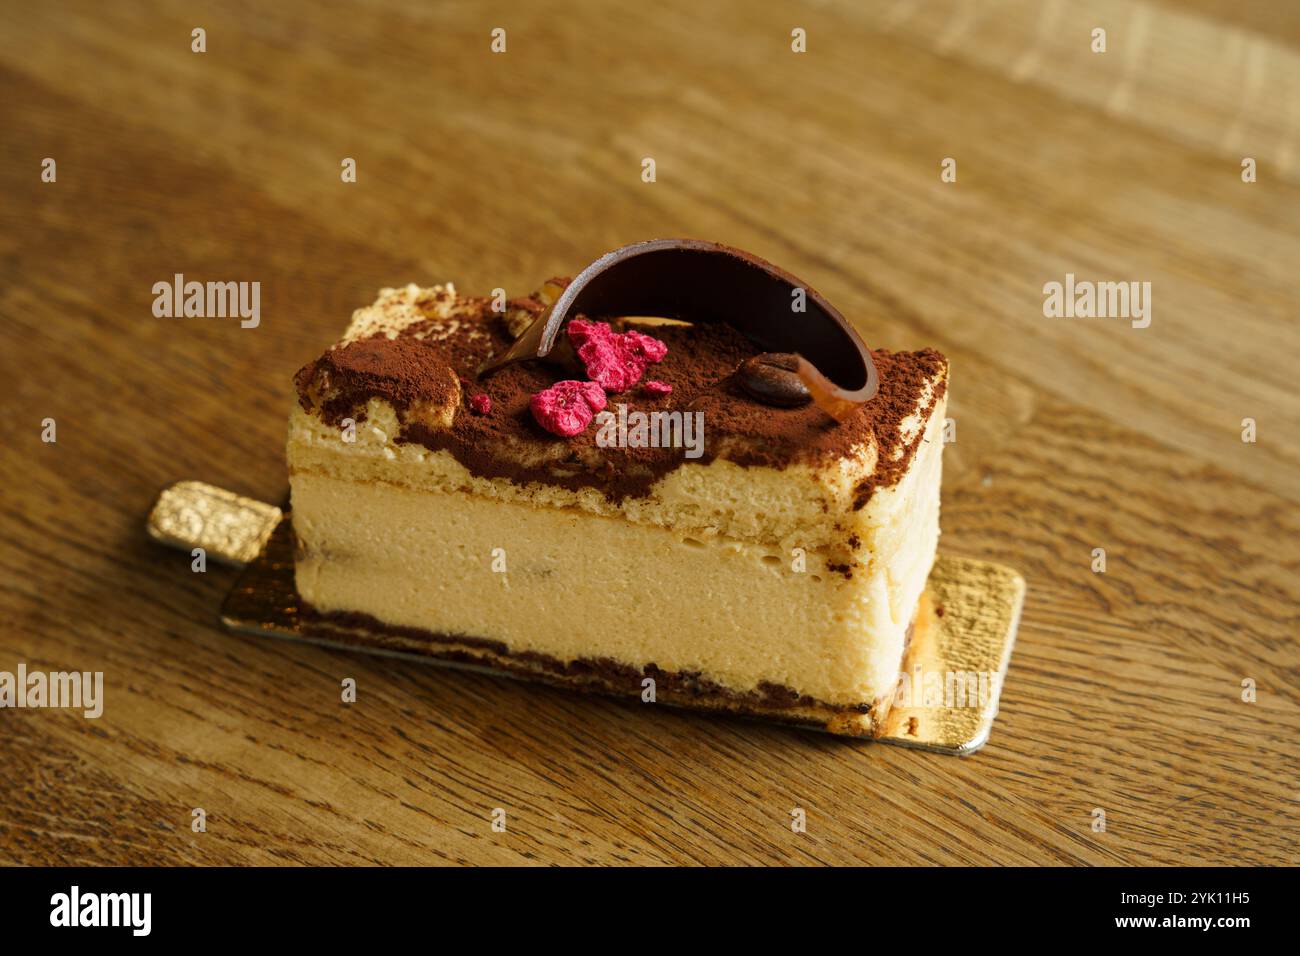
[150,481,1024,755]
[147,480,282,566]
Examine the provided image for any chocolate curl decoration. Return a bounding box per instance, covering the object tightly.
[477,239,879,421]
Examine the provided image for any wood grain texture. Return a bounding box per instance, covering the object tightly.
[0,0,1296,866]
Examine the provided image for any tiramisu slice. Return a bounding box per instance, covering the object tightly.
[288,241,948,736]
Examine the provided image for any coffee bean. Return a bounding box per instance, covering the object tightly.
[737,352,812,407]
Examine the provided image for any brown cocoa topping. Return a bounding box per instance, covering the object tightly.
[294,296,946,507]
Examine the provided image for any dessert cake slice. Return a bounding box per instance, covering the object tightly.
[288,243,948,736]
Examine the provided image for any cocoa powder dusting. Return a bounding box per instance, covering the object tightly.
[294,293,947,504]
[295,335,458,426]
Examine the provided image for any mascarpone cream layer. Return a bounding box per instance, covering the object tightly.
[293,479,923,706]
[288,401,944,706]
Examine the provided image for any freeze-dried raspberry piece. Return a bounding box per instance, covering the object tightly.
[567,319,639,392]
[567,319,668,393]
[530,380,607,437]
[624,330,668,364]
[643,380,673,397]
[469,393,492,415]
[579,341,644,392]
[565,318,610,350]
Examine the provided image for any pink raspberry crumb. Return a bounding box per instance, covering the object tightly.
[567,318,668,393]
[530,380,607,437]
[564,318,609,350]
[469,393,492,415]
[643,380,673,397]
[625,330,668,363]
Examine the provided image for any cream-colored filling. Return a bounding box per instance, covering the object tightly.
[288,402,944,707]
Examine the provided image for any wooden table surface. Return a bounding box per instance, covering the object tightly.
[1,0,1296,866]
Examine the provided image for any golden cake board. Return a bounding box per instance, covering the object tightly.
[149,481,1025,755]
